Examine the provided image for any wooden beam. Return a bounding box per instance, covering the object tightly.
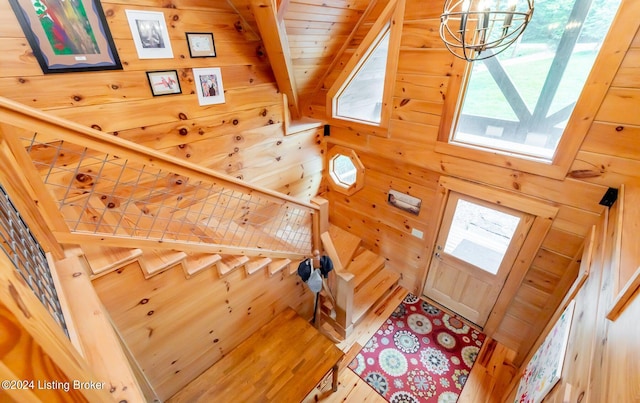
[0,252,112,402]
[51,254,148,402]
[251,0,300,119]
[0,125,66,259]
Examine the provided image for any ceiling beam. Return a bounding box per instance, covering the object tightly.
[251,0,300,119]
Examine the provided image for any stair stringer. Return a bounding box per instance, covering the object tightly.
[77,242,302,284]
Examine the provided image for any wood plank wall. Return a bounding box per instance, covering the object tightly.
[307,0,640,365]
[0,0,324,400]
[0,0,323,200]
[92,262,314,400]
[505,188,640,403]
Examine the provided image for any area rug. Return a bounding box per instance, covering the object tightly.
[348,293,485,403]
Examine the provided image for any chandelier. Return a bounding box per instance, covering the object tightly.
[440,0,534,61]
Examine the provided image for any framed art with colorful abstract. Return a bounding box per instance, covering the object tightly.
[514,300,576,403]
[8,0,122,73]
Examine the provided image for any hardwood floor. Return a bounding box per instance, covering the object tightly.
[303,286,518,403]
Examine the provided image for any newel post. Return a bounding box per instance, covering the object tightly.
[310,196,329,255]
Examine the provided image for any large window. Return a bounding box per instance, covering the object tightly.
[448,0,621,162]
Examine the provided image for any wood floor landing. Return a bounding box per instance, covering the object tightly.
[303,286,518,403]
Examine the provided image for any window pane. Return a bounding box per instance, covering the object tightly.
[452,0,621,161]
[444,199,520,275]
[336,29,390,124]
[332,155,357,186]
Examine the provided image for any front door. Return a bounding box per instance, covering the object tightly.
[423,191,533,327]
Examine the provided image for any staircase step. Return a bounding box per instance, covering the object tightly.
[268,259,291,276]
[352,268,400,326]
[328,224,361,269]
[83,246,144,278]
[183,252,222,278]
[216,255,250,277]
[139,249,187,278]
[288,260,303,276]
[245,257,273,276]
[347,248,386,292]
[65,242,143,279]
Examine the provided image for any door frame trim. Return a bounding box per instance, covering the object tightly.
[419,176,559,337]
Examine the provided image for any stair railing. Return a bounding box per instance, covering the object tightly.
[320,231,356,338]
[0,96,321,261]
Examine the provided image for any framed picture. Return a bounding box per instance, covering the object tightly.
[193,68,225,106]
[125,10,173,59]
[387,189,422,215]
[146,70,181,96]
[186,32,216,58]
[515,300,576,403]
[8,0,122,73]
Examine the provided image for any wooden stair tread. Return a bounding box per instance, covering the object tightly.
[268,259,291,276]
[82,246,143,277]
[288,260,303,276]
[246,257,272,275]
[328,224,361,269]
[352,268,400,325]
[139,249,187,277]
[183,252,221,277]
[217,255,250,276]
[347,249,386,291]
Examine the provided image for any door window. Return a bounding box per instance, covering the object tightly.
[444,198,521,275]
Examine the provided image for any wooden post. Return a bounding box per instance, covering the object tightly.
[52,254,148,402]
[0,125,66,259]
[311,197,329,255]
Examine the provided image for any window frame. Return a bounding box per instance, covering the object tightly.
[327,146,365,196]
[333,26,391,126]
[435,1,629,180]
[326,0,405,133]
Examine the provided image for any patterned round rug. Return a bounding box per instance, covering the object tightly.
[348,293,485,402]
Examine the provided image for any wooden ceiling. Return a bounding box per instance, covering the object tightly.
[228,0,376,115]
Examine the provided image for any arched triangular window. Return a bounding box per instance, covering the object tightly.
[328,0,404,128]
[335,26,391,125]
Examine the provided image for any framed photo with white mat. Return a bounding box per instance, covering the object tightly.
[193,67,225,106]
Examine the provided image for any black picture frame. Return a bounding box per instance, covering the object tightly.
[8,0,122,74]
[186,32,217,58]
[146,70,182,97]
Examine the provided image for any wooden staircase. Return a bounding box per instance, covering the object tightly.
[319,224,400,339]
[70,242,296,282]
[55,175,396,332]
[60,193,298,281]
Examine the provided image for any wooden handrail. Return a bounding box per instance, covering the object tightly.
[0,124,66,259]
[0,96,324,260]
[0,96,318,212]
